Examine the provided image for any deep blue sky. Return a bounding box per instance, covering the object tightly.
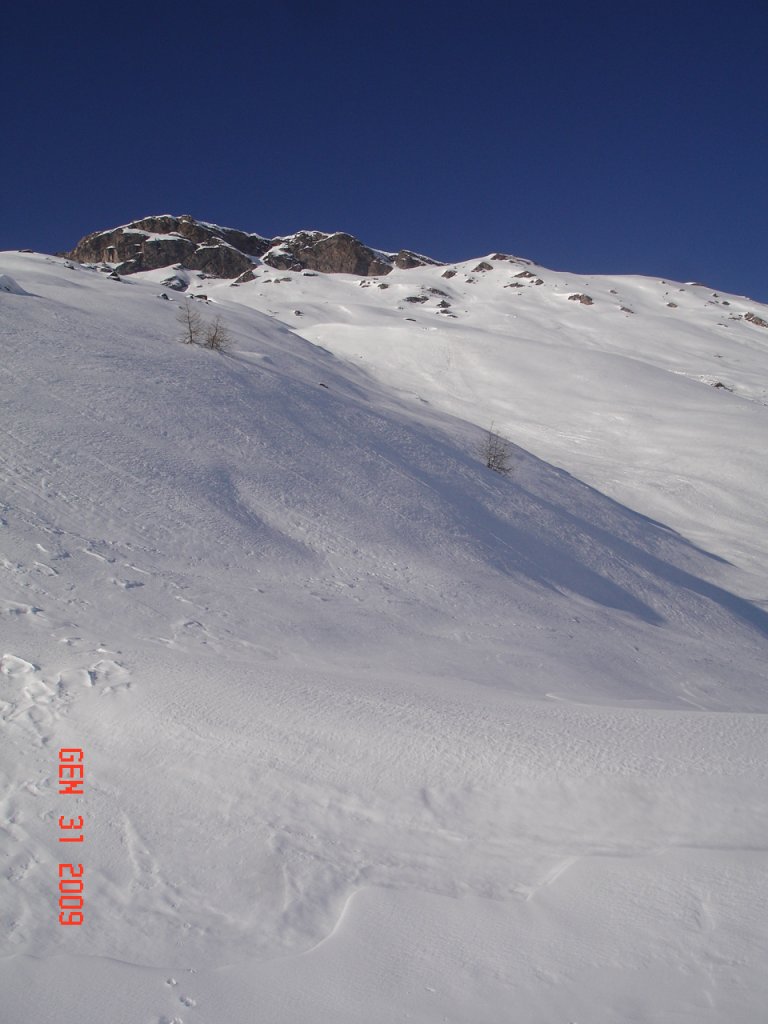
[3,2,767,301]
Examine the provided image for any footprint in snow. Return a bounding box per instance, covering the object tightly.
[110,577,145,590]
[57,667,94,692]
[87,658,132,693]
[0,654,57,741]
[80,547,116,564]
[1,652,133,745]
[32,561,58,577]
[0,601,46,619]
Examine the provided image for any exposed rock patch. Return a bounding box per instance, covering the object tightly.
[263,231,393,276]
[160,274,188,291]
[69,214,268,278]
[232,269,257,285]
[394,249,443,270]
[68,215,444,281]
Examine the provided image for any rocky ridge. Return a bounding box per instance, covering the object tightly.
[68,215,444,279]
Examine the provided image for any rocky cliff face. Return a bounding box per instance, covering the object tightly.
[69,215,269,278]
[262,231,393,276]
[68,215,444,279]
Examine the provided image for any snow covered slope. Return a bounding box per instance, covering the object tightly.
[1,249,767,1023]
[215,252,768,583]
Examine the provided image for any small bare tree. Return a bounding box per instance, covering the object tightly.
[203,314,230,352]
[176,299,204,345]
[481,423,514,475]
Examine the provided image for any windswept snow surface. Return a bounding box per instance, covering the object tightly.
[1,251,767,1023]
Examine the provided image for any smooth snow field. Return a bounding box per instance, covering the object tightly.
[1,250,767,1023]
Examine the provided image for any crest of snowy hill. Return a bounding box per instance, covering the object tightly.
[2,245,768,1024]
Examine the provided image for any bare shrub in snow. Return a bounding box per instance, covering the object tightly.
[176,300,204,345]
[176,301,229,351]
[203,315,230,352]
[481,424,514,475]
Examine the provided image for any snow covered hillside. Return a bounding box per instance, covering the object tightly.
[1,248,767,1023]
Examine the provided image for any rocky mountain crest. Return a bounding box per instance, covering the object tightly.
[68,215,444,279]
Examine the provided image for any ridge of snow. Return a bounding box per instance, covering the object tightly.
[0,272,29,294]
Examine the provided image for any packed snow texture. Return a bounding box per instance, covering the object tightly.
[0,250,767,1023]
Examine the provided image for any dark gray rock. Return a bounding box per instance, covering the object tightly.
[264,231,393,276]
[393,249,444,270]
[68,215,439,280]
[160,274,188,291]
[184,243,254,278]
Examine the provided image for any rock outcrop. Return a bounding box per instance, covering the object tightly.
[68,215,445,280]
[69,214,270,278]
[262,231,394,276]
[393,249,444,270]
